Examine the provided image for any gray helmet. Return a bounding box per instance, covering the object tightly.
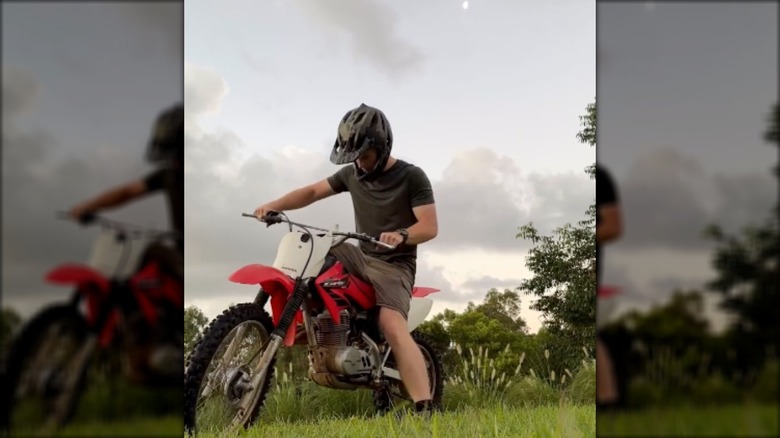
[330,103,393,180]
[146,103,184,163]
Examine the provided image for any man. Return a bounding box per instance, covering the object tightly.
[68,103,184,378]
[255,103,438,413]
[69,103,184,264]
[596,165,623,410]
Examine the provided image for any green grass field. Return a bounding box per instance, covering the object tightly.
[53,415,182,437]
[597,403,779,437]
[193,404,595,438]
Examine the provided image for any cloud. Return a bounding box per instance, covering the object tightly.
[2,66,41,119]
[460,276,522,294]
[430,148,593,252]
[612,149,776,251]
[292,0,425,78]
[118,3,183,57]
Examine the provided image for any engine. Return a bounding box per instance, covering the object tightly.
[310,310,374,378]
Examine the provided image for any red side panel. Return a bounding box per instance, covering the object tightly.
[133,262,183,307]
[314,263,376,323]
[412,287,440,298]
[229,264,300,346]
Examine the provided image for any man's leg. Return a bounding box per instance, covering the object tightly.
[378,307,432,404]
[367,259,432,408]
[597,336,619,406]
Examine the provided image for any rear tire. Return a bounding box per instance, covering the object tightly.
[374,331,444,414]
[184,303,276,435]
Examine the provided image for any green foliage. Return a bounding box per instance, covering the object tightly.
[515,207,597,362]
[184,305,208,354]
[702,101,780,368]
[576,99,596,178]
[465,288,528,333]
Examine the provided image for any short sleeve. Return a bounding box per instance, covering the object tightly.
[596,166,619,207]
[326,165,352,194]
[408,166,435,207]
[143,168,166,192]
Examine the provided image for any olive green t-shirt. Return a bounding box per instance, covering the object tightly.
[327,160,435,277]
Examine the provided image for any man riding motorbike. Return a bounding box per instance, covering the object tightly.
[255,103,439,413]
[67,103,184,379]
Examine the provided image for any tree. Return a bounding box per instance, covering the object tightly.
[576,99,596,178]
[184,305,209,354]
[515,100,597,368]
[703,102,780,367]
[465,288,528,333]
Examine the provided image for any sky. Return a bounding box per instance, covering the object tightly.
[2,2,183,318]
[184,0,596,333]
[597,2,778,332]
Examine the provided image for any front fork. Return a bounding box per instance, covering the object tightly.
[232,280,308,420]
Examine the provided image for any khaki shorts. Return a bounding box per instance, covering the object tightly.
[329,243,414,320]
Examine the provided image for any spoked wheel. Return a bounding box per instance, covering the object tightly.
[184,303,277,436]
[373,331,444,414]
[1,304,91,434]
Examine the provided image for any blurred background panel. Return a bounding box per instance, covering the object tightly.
[596,1,778,436]
[2,2,183,436]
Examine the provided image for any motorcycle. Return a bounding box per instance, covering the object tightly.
[0,213,183,432]
[183,212,445,434]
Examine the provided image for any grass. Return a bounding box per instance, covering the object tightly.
[597,403,779,437]
[53,415,183,437]
[195,404,595,438]
[7,379,182,437]
[190,342,598,437]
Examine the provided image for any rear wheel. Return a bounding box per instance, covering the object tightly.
[184,303,277,435]
[1,304,90,433]
[373,331,444,414]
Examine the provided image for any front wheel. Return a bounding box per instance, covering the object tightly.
[0,304,90,433]
[184,303,277,435]
[373,331,444,414]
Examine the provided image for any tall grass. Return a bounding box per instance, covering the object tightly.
[257,342,596,424]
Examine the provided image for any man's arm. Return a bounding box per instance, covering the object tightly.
[406,203,438,245]
[256,179,336,216]
[69,179,149,219]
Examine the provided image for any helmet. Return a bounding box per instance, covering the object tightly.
[329,103,393,180]
[146,103,184,163]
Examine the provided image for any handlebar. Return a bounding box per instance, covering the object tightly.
[241,212,396,250]
[57,211,182,242]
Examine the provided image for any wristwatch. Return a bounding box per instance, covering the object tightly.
[396,228,409,245]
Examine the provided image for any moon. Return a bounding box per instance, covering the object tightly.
[462,1,469,10]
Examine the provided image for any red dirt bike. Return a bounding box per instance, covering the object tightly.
[183,212,445,434]
[0,214,183,433]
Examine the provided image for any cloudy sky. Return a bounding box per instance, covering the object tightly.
[597,2,778,332]
[185,0,596,333]
[2,2,183,318]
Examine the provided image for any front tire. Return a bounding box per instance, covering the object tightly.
[1,304,89,432]
[184,303,276,435]
[374,331,444,414]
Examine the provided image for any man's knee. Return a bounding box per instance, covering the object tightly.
[378,307,409,343]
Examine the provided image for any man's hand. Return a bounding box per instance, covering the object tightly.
[254,204,280,220]
[68,205,96,224]
[378,231,403,249]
